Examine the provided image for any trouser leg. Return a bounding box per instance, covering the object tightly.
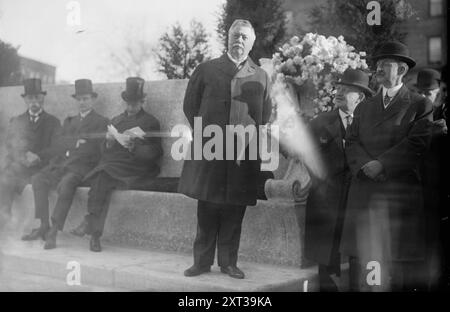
[193,200,220,268]
[31,169,61,228]
[217,204,246,267]
[0,178,16,215]
[52,172,82,230]
[86,172,120,237]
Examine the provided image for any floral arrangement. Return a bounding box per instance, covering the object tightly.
[271,33,368,114]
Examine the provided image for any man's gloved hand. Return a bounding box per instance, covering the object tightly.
[361,160,384,180]
[432,119,447,136]
[25,151,40,167]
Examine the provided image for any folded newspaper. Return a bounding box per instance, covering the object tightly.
[107,125,145,147]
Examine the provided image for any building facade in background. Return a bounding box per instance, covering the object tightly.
[282,0,447,70]
[19,55,56,85]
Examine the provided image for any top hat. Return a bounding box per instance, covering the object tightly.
[415,68,441,91]
[21,78,47,97]
[372,41,416,68]
[121,77,146,102]
[335,68,374,96]
[72,79,98,98]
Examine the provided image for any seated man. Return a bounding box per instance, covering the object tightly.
[21,79,109,248]
[71,77,163,252]
[0,79,60,225]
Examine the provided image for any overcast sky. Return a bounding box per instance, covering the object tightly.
[0,0,225,83]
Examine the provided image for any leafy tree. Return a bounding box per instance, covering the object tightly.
[309,0,415,66]
[155,20,210,79]
[217,0,286,64]
[0,39,21,86]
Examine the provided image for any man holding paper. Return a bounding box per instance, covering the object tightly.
[70,77,163,252]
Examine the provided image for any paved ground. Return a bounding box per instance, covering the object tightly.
[0,232,316,292]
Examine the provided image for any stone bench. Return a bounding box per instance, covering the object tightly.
[0,80,308,267]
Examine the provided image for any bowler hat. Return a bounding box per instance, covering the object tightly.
[415,68,441,91]
[72,79,98,98]
[372,41,416,68]
[335,68,374,96]
[21,78,47,97]
[121,77,146,102]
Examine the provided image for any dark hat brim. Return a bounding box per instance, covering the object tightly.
[71,92,98,98]
[413,82,440,91]
[335,81,374,96]
[372,54,416,68]
[21,91,47,97]
[121,91,146,102]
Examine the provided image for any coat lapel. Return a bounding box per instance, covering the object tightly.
[214,54,239,78]
[374,85,410,127]
[31,111,47,130]
[234,58,257,79]
[324,110,344,151]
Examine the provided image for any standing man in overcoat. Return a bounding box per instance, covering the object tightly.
[70,77,163,252]
[305,69,373,291]
[342,42,433,291]
[179,19,272,279]
[0,79,60,224]
[21,79,109,248]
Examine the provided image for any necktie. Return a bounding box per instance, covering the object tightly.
[384,93,392,108]
[30,115,38,123]
[345,115,353,129]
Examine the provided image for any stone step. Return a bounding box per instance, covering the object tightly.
[0,233,317,292]
[0,269,125,292]
[11,185,306,267]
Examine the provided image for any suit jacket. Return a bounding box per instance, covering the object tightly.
[178,54,272,206]
[305,109,351,266]
[342,85,433,262]
[84,108,162,188]
[3,110,61,181]
[49,110,109,177]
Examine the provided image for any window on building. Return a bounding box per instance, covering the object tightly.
[428,36,443,64]
[430,0,443,16]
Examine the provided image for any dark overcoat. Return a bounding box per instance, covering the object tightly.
[305,109,351,267]
[2,110,61,189]
[177,54,272,206]
[342,85,433,262]
[49,110,109,177]
[84,108,162,188]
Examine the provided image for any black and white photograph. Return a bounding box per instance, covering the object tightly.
[0,0,448,299]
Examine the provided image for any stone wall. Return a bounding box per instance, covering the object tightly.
[0,80,290,179]
[0,80,188,177]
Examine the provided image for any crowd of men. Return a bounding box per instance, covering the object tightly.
[305,44,448,291]
[0,77,162,252]
[0,19,448,291]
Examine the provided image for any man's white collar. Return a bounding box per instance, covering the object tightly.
[80,109,92,119]
[382,83,403,98]
[227,52,247,67]
[29,109,43,117]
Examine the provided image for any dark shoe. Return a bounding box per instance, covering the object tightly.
[44,226,58,250]
[90,235,102,252]
[220,265,245,279]
[184,265,211,277]
[319,274,338,292]
[21,227,48,241]
[70,220,89,237]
